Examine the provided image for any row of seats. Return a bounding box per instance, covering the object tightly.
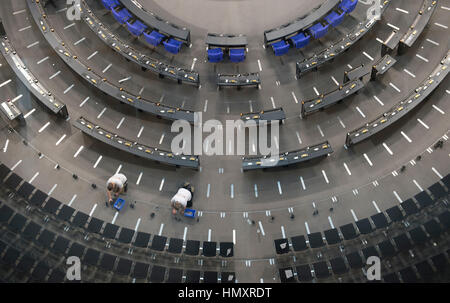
[275,178,450,254]
[208,48,246,63]
[102,0,184,54]
[271,0,358,56]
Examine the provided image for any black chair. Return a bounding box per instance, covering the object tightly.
[150,235,167,251]
[99,253,116,271]
[31,262,50,281]
[329,257,348,275]
[48,269,66,283]
[8,213,27,233]
[102,223,119,240]
[291,235,307,251]
[17,182,35,199]
[296,264,313,282]
[185,270,200,283]
[132,262,149,279]
[37,229,56,248]
[43,198,61,215]
[431,253,449,272]
[393,233,412,251]
[0,163,11,180]
[0,205,14,223]
[203,271,218,283]
[167,238,183,254]
[313,261,330,278]
[346,252,364,269]
[167,268,183,283]
[438,211,450,230]
[86,218,104,234]
[386,206,404,222]
[133,232,150,248]
[308,232,325,248]
[399,267,418,283]
[377,240,396,258]
[4,173,22,190]
[324,228,341,245]
[423,219,442,238]
[428,182,447,200]
[67,243,85,258]
[414,191,433,209]
[57,205,75,222]
[202,241,217,257]
[118,228,134,244]
[221,272,236,283]
[72,212,89,228]
[29,190,47,207]
[219,242,234,257]
[149,265,166,282]
[84,248,101,266]
[279,267,296,282]
[23,221,41,240]
[362,246,379,259]
[116,258,132,276]
[408,227,428,245]
[2,247,20,265]
[274,238,290,254]
[401,199,419,216]
[383,272,400,283]
[185,240,200,255]
[340,223,358,240]
[415,260,434,281]
[442,174,450,189]
[51,236,70,254]
[16,254,36,273]
[356,218,373,234]
[371,213,389,229]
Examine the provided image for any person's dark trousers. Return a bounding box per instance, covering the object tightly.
[182,183,194,207]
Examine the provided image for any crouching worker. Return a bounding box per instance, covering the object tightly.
[171,182,194,217]
[106,173,128,207]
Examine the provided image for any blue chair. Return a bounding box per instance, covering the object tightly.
[290,32,310,48]
[340,0,358,13]
[112,8,132,24]
[325,11,346,27]
[101,0,119,10]
[163,38,183,54]
[229,48,246,63]
[207,48,224,63]
[126,19,147,36]
[308,22,329,39]
[144,30,166,46]
[271,40,290,56]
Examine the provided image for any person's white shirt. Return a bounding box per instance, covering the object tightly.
[171,188,192,208]
[106,173,127,190]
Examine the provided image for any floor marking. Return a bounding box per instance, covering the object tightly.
[134,218,141,232]
[322,170,329,184]
[355,106,366,118]
[401,131,412,143]
[382,142,393,155]
[337,116,346,128]
[304,222,310,234]
[350,209,358,221]
[37,56,49,64]
[136,172,143,185]
[389,82,401,93]
[376,37,384,44]
[74,37,86,46]
[3,139,8,153]
[254,184,258,198]
[208,229,212,242]
[118,76,131,83]
[363,51,374,61]
[416,54,429,62]
[11,160,22,171]
[331,76,340,86]
[29,172,39,184]
[296,131,302,144]
[270,97,276,109]
[11,95,23,103]
[277,181,282,195]
[93,155,102,168]
[387,23,400,31]
[203,100,208,112]
[373,95,384,106]
[395,7,409,14]
[183,227,188,241]
[413,179,423,192]
[403,69,416,78]
[89,204,97,217]
[328,216,335,229]
[73,145,84,158]
[190,58,197,70]
[0,79,12,88]
[13,9,26,15]
[47,184,58,196]
[281,226,286,239]
[393,191,403,203]
[233,229,236,245]
[230,184,234,199]
[79,96,90,107]
[257,59,262,71]
[317,125,324,137]
[343,163,352,176]
[432,105,445,114]
[158,223,164,236]
[97,107,107,119]
[38,122,50,133]
[434,22,448,29]
[159,178,165,191]
[116,117,125,129]
[63,84,74,94]
[68,194,77,206]
[299,176,306,190]
[442,6,450,11]
[26,41,39,49]
[87,51,98,60]
[291,91,298,104]
[313,86,320,96]
[363,153,373,166]
[111,212,119,224]
[258,221,265,236]
[159,133,165,145]
[102,63,112,73]
[55,134,67,146]
[372,201,381,213]
[417,118,429,129]
[426,38,439,46]
[115,164,122,174]
[432,167,443,179]
[137,126,144,138]
[64,23,75,30]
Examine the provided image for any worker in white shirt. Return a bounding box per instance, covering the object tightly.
[171,182,194,217]
[106,173,128,207]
